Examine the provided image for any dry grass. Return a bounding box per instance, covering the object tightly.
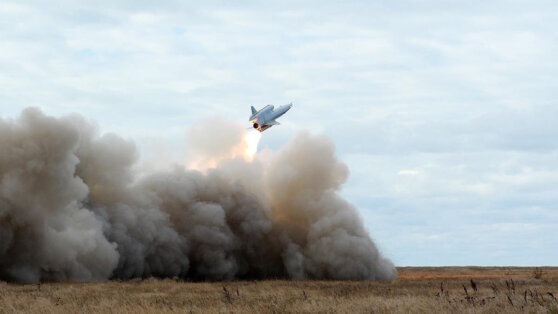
[1,267,557,313]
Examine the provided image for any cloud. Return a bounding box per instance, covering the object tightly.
[0,108,396,282]
[0,0,556,266]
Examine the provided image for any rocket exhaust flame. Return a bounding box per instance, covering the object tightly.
[0,108,396,283]
[242,130,262,161]
[186,119,262,171]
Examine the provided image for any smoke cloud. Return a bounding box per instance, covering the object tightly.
[0,108,396,282]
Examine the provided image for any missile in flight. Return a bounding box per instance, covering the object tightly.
[249,103,293,132]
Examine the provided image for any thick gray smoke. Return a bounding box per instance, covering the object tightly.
[0,108,396,282]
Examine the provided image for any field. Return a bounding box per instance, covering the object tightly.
[1,267,557,313]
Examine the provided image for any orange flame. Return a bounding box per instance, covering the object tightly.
[188,130,262,171]
[242,130,262,162]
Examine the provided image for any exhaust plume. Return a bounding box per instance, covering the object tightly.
[0,108,396,282]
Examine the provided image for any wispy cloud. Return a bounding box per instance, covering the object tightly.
[1,0,557,265]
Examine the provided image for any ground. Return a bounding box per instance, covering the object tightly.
[1,267,557,313]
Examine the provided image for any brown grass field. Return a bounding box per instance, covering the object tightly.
[1,267,557,313]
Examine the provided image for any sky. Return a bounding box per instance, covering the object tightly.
[1,0,557,266]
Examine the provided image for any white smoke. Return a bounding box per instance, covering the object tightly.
[0,108,396,282]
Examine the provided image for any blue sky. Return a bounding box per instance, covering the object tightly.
[1,1,557,265]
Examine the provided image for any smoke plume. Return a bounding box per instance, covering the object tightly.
[0,108,396,282]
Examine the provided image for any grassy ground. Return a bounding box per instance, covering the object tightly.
[1,267,557,313]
